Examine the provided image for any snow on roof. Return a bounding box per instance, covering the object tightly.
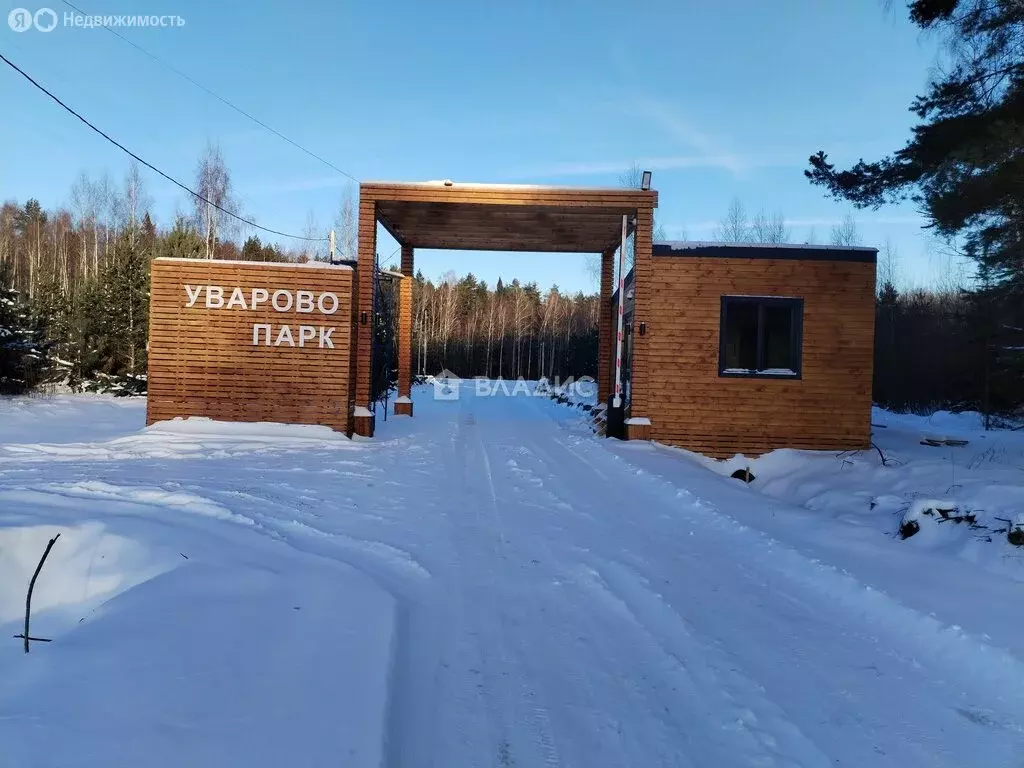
[154,257,353,271]
[361,180,650,194]
[654,240,878,253]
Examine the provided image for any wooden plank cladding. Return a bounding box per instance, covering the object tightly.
[363,181,657,253]
[637,245,876,458]
[353,180,659,435]
[147,258,355,435]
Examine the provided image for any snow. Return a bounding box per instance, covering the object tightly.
[363,179,637,193]
[691,407,1024,577]
[0,398,393,767]
[0,522,166,627]
[395,395,413,404]
[722,366,799,376]
[153,257,353,270]
[625,416,651,425]
[656,240,878,253]
[353,405,374,417]
[2,392,1024,766]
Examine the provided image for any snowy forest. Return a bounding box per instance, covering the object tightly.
[1,148,1022,417]
[0,146,605,396]
[410,273,599,382]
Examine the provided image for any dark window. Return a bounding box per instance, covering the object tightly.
[719,297,803,378]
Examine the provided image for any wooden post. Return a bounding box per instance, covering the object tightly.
[597,248,614,404]
[395,244,414,416]
[353,191,376,436]
[625,205,654,440]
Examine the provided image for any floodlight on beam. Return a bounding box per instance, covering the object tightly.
[641,170,652,191]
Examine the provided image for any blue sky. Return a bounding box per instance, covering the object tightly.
[2,1,945,292]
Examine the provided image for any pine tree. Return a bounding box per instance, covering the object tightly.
[0,264,48,394]
[806,0,1023,285]
[69,232,151,393]
[160,215,203,260]
[242,235,264,261]
[807,0,1024,416]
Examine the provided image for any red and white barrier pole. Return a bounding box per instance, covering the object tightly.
[612,214,627,409]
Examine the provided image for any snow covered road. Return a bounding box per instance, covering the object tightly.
[2,387,1023,767]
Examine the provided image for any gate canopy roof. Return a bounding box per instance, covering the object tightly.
[363,181,658,253]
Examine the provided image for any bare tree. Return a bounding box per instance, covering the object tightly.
[584,253,602,292]
[193,142,238,259]
[539,287,560,377]
[878,237,901,291]
[70,172,99,279]
[496,299,507,377]
[415,279,432,375]
[830,213,861,247]
[485,292,497,377]
[0,204,14,276]
[98,172,116,264]
[930,236,971,294]
[750,209,790,244]
[301,210,323,262]
[715,198,751,243]
[618,161,643,189]
[436,271,460,365]
[334,187,357,261]
[511,284,533,377]
[52,210,72,297]
[116,161,152,248]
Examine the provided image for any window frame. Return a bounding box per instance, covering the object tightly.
[718,296,804,380]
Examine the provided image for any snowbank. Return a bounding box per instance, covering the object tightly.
[0,394,144,445]
[0,559,394,768]
[150,416,351,441]
[693,407,1024,578]
[0,398,397,767]
[0,522,169,631]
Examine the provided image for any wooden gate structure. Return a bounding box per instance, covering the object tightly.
[144,181,875,455]
[352,181,659,437]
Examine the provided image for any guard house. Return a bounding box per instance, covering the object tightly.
[611,241,877,457]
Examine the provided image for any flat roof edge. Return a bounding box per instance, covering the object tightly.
[653,241,877,263]
[361,180,658,196]
[153,257,354,271]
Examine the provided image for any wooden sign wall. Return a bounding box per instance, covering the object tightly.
[147,258,355,434]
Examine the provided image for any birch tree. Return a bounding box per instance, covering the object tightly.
[193,142,238,259]
[750,209,790,244]
[830,214,861,247]
[716,198,751,243]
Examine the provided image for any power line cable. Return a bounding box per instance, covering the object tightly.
[60,0,360,185]
[0,51,326,242]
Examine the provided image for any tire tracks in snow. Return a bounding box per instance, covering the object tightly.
[497,411,826,767]
[432,399,562,768]
[521,400,1024,765]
